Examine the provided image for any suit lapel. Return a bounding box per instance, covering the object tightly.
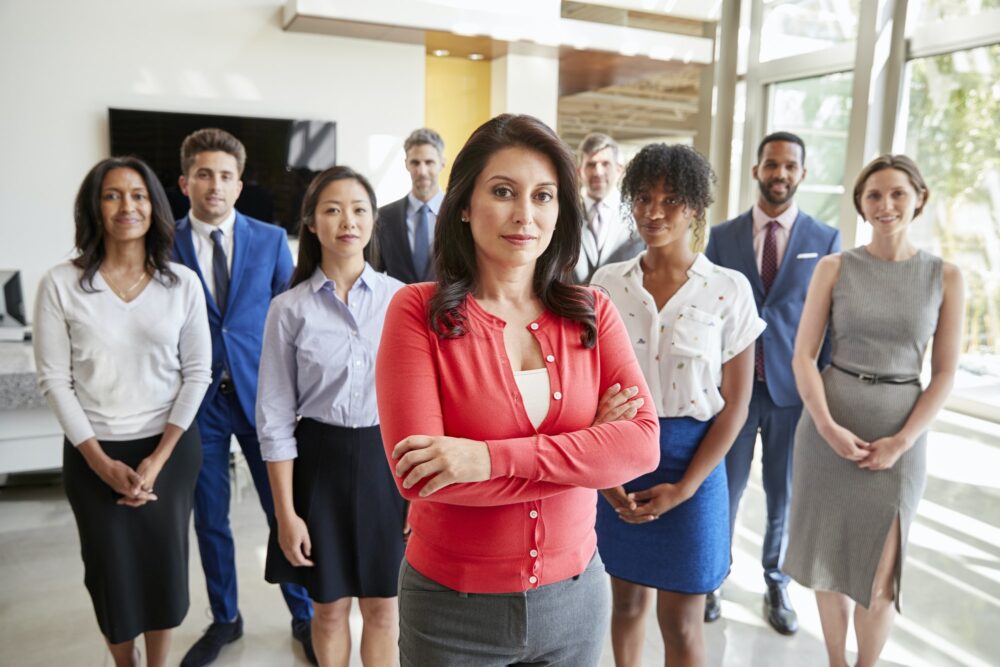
[228,213,251,315]
[767,211,809,301]
[176,217,220,317]
[604,219,630,260]
[392,199,418,280]
[736,212,764,299]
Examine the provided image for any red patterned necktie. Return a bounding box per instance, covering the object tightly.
[756,221,779,381]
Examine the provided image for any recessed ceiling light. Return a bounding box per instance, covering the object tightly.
[468,53,485,61]
[432,49,450,57]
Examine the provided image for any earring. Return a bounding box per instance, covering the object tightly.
[461,217,470,223]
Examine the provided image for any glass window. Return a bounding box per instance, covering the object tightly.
[906,0,1000,34]
[728,81,747,220]
[766,72,854,227]
[902,43,1000,416]
[759,0,861,63]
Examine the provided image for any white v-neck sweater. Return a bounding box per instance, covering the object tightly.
[33,261,212,445]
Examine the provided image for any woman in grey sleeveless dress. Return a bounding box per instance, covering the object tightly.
[784,155,964,667]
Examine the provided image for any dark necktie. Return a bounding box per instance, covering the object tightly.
[756,221,779,381]
[413,203,430,281]
[211,229,230,316]
[590,202,604,249]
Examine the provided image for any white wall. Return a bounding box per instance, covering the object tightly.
[0,0,424,310]
[490,54,559,128]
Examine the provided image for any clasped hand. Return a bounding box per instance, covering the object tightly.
[819,422,908,471]
[392,435,491,497]
[601,483,691,524]
[856,434,908,471]
[100,457,160,507]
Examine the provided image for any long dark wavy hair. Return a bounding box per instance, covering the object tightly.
[290,166,380,289]
[72,156,178,291]
[429,114,596,347]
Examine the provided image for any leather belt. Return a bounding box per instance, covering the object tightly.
[831,363,919,386]
[218,378,235,395]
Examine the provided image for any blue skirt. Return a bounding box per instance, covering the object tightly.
[596,417,729,594]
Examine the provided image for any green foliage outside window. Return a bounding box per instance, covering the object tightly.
[905,44,1000,356]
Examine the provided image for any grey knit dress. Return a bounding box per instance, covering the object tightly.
[784,247,942,610]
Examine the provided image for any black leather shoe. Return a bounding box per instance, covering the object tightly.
[181,613,244,667]
[764,585,799,635]
[291,618,318,666]
[704,588,722,623]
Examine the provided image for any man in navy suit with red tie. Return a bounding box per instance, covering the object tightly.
[704,132,841,634]
[171,128,314,666]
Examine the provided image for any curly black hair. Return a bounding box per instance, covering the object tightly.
[620,143,716,249]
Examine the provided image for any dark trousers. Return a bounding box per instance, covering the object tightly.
[725,380,802,588]
[193,388,312,623]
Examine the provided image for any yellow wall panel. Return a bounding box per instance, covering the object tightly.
[425,56,491,188]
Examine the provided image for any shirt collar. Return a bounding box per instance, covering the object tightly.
[751,202,798,232]
[408,190,444,216]
[584,189,621,213]
[623,252,710,280]
[309,263,376,294]
[189,209,236,239]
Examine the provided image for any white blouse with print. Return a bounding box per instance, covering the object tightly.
[591,253,765,421]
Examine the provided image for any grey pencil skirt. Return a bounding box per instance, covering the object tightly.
[398,551,610,666]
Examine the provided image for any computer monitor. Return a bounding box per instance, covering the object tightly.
[0,270,27,328]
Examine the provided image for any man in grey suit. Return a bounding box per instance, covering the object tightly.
[375,128,446,284]
[573,133,643,284]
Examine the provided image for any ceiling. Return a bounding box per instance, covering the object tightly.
[555,2,709,146]
[557,54,704,147]
[290,0,715,147]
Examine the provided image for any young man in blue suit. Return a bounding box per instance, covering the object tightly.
[172,129,314,666]
[704,132,840,634]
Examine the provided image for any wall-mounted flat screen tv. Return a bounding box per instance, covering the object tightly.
[109,108,336,236]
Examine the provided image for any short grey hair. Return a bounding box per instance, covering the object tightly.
[577,132,621,165]
[404,127,445,157]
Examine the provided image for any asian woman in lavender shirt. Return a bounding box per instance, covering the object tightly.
[256,167,406,667]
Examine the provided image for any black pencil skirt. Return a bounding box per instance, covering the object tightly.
[62,428,202,644]
[265,419,406,603]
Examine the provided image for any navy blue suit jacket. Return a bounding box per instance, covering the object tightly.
[173,212,294,430]
[705,209,840,407]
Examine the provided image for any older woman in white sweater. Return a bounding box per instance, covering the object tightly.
[33,156,211,667]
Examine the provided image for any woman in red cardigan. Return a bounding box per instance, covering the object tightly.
[376,114,661,666]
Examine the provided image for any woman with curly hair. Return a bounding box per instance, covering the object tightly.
[33,156,211,666]
[591,144,764,667]
[375,114,660,666]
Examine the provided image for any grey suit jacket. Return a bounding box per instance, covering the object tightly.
[573,212,643,284]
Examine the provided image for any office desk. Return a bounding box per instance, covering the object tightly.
[0,343,62,478]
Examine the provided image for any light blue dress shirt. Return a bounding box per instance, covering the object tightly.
[256,264,404,461]
[406,191,444,253]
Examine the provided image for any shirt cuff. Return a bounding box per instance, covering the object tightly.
[66,423,97,447]
[260,437,299,462]
[485,436,538,480]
